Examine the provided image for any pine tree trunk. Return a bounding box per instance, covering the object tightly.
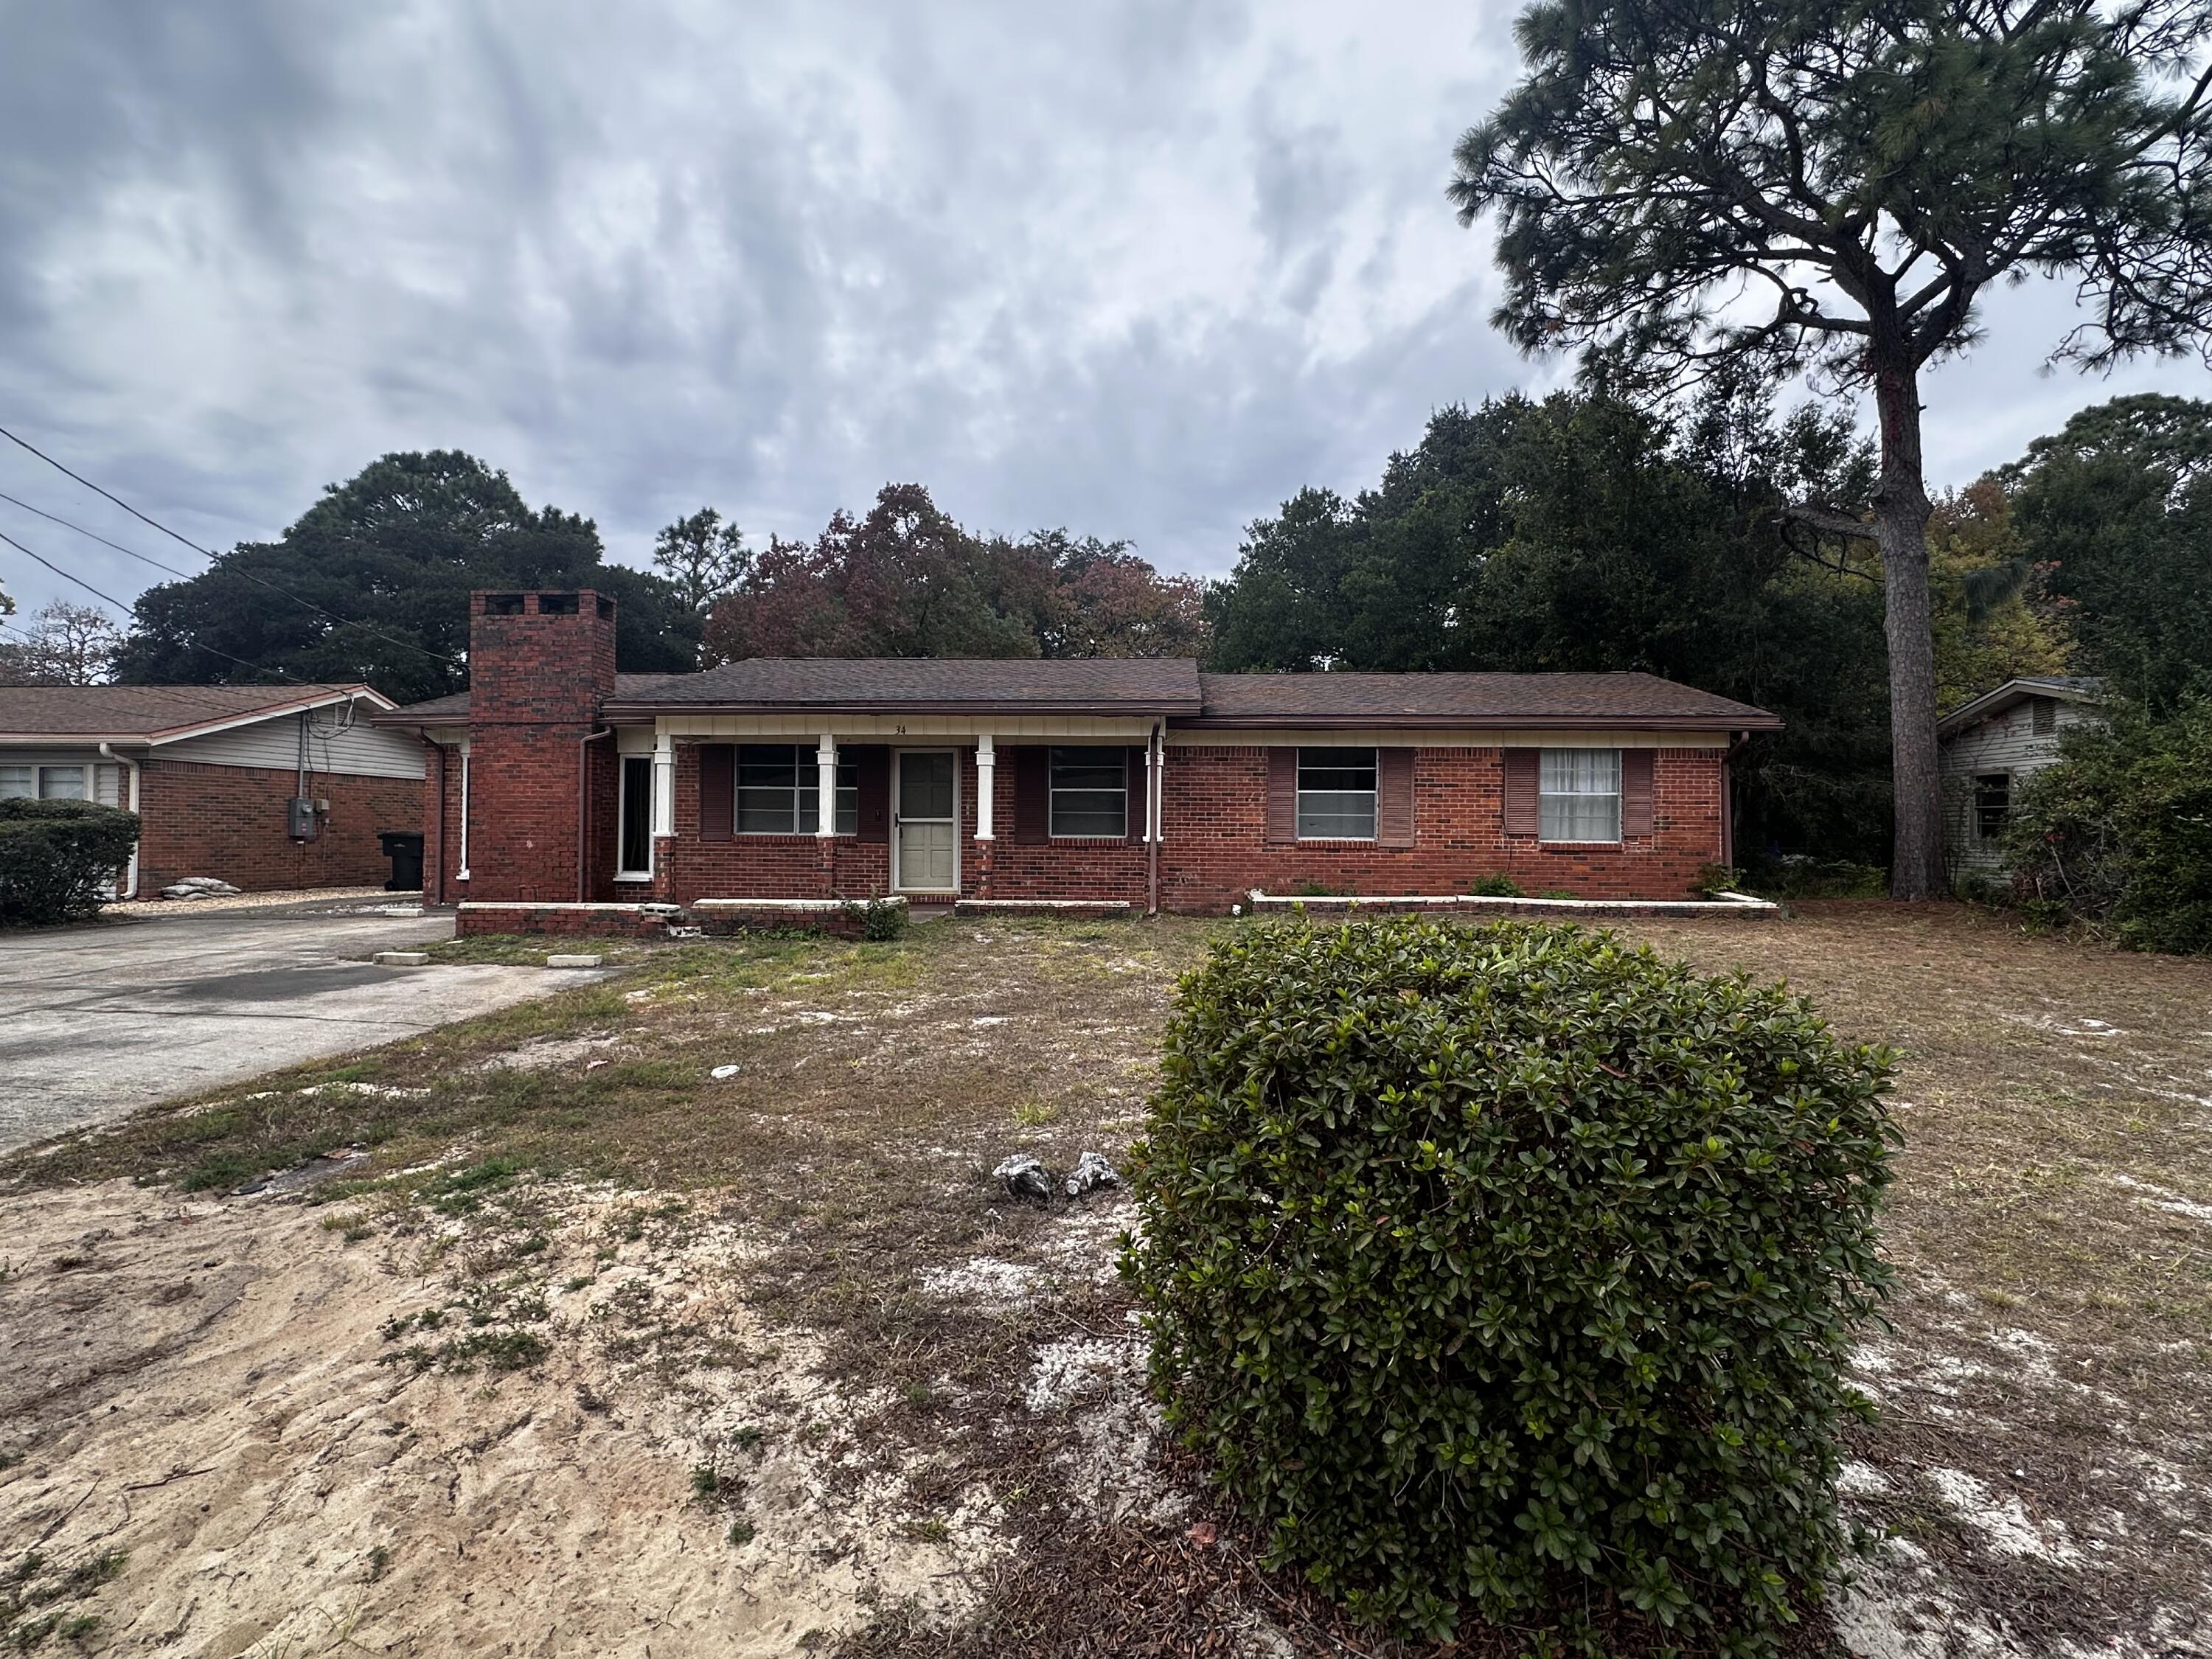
[1871,363,1945,901]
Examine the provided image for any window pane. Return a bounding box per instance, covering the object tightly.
[619,757,652,872]
[737,789,798,833]
[39,766,86,800]
[1053,790,1127,837]
[0,767,30,799]
[1049,747,1124,790]
[900,752,955,819]
[1298,796,1377,839]
[737,745,799,790]
[1539,748,1619,841]
[1297,747,1377,791]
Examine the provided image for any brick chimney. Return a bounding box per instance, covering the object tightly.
[464,591,617,902]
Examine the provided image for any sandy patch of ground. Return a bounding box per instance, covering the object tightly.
[0,1180,1006,1656]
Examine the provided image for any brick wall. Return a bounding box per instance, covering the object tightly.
[658,742,1148,905]
[136,759,422,892]
[1158,745,1723,911]
[463,591,617,903]
[459,735,1728,916]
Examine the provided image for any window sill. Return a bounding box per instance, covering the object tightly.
[1538,840,1624,849]
[1048,835,1135,844]
[1294,837,1379,845]
[613,872,654,883]
[731,832,858,841]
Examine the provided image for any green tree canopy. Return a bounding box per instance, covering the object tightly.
[1448,0,2212,897]
[2006,392,2212,707]
[701,483,1206,663]
[115,451,698,702]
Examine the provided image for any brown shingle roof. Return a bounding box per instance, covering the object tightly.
[605,657,1204,714]
[374,672,678,725]
[378,661,1774,730]
[0,684,389,742]
[1193,672,1779,729]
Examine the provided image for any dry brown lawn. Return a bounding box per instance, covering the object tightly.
[1,904,2206,1657]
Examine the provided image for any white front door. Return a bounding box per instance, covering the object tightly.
[894,750,958,893]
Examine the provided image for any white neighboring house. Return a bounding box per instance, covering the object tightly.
[1937,676,2107,882]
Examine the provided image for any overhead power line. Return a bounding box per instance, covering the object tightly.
[0,525,310,686]
[0,422,454,667]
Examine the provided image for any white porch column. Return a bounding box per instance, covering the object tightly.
[651,732,675,838]
[815,734,838,837]
[1151,728,1165,843]
[975,734,995,839]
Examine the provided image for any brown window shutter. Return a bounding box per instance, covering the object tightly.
[1124,747,1145,844]
[1012,746,1048,844]
[851,745,889,844]
[1621,748,1655,838]
[698,744,734,839]
[1377,748,1415,848]
[1265,748,1298,844]
[1502,748,1540,837]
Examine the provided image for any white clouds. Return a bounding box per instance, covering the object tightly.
[1,0,2206,625]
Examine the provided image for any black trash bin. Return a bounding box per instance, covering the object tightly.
[378,830,425,893]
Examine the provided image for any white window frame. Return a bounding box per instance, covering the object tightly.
[1047,746,1128,838]
[1538,748,1622,844]
[735,743,858,836]
[616,754,654,880]
[1295,747,1378,841]
[1,762,90,801]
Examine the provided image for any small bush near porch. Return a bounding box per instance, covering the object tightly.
[1125,918,1897,1649]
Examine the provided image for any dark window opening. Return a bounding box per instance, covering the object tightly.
[619,757,653,874]
[595,594,616,619]
[538,592,580,616]
[1296,747,1378,840]
[484,593,526,615]
[1975,773,2011,840]
[1048,747,1127,837]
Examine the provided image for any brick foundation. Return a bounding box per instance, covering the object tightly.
[135,758,422,893]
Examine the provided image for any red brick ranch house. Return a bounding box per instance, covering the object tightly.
[375,591,1779,934]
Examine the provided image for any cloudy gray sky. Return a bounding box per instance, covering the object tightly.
[4,0,2209,622]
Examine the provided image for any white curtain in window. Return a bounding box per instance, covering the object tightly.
[1539,749,1621,842]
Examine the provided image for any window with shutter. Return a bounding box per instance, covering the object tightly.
[1377,748,1415,847]
[1502,749,1540,836]
[1620,749,1655,838]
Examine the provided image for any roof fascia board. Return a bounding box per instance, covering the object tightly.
[144,686,392,746]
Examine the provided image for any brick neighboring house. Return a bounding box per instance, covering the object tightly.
[0,684,425,895]
[375,590,1779,933]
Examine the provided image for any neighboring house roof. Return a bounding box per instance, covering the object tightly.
[1938,675,2106,742]
[1191,671,1781,730]
[0,684,394,745]
[378,661,1781,730]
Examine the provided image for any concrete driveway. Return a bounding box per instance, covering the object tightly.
[0,902,604,1153]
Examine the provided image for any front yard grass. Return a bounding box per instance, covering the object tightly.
[4,902,2208,1655]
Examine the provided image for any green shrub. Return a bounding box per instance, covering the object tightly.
[1122,918,1896,1649]
[1467,874,1524,898]
[1735,855,1886,900]
[838,897,909,941]
[0,800,139,927]
[1694,863,1743,899]
[2003,699,2212,954]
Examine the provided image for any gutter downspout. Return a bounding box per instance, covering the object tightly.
[97,742,140,899]
[424,738,446,906]
[577,727,611,902]
[1146,719,1162,917]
